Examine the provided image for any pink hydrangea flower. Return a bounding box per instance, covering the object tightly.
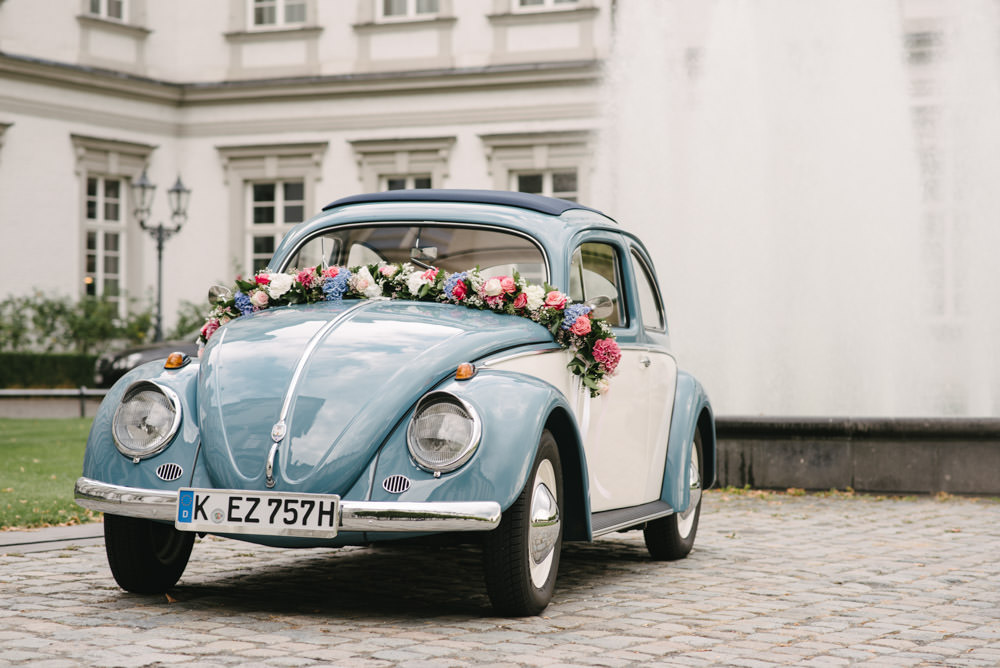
[592,338,621,374]
[544,291,567,310]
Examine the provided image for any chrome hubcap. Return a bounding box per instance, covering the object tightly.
[528,459,560,588]
[676,444,702,539]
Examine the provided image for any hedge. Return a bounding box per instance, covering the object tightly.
[0,353,99,389]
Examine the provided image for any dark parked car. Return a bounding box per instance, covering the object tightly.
[93,336,200,389]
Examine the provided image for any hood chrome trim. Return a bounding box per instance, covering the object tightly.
[277,300,373,430]
[265,300,373,487]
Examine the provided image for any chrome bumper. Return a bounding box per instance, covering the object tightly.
[74,477,501,532]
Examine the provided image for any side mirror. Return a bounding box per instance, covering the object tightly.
[584,295,615,320]
[208,285,232,304]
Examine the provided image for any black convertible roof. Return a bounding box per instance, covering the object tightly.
[323,189,612,219]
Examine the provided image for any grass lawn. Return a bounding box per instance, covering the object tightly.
[0,417,100,530]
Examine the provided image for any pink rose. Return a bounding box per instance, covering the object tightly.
[452,281,467,300]
[512,292,528,309]
[296,269,315,288]
[570,317,591,336]
[200,319,219,340]
[251,290,269,308]
[323,267,340,279]
[379,265,395,277]
[255,274,271,286]
[544,291,567,310]
[592,338,621,374]
[422,267,439,281]
[499,276,516,294]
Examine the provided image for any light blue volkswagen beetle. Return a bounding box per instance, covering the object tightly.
[75,190,715,616]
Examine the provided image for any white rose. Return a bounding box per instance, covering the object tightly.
[352,266,382,299]
[407,272,428,295]
[267,273,294,298]
[483,277,503,297]
[524,285,546,311]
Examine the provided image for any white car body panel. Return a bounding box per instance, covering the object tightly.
[484,346,677,512]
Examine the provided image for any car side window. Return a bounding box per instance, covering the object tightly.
[569,242,624,327]
[632,250,665,331]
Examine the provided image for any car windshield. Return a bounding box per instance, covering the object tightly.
[282,223,547,284]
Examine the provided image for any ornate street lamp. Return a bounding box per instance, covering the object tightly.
[131,169,191,342]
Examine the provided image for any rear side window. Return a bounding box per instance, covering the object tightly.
[632,250,665,331]
[569,242,625,327]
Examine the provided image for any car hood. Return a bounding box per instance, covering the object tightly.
[197,299,554,494]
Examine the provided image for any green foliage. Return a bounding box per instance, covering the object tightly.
[0,292,157,357]
[61,297,121,355]
[166,299,209,340]
[0,353,98,388]
[0,296,32,352]
[119,308,154,346]
[0,418,98,529]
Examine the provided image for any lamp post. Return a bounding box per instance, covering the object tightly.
[131,169,191,342]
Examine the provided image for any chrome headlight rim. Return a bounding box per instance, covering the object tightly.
[112,380,182,460]
[406,391,482,474]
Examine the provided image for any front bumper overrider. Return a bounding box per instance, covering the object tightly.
[74,477,502,532]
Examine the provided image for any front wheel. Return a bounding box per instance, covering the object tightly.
[644,427,703,560]
[483,429,563,616]
[104,514,194,593]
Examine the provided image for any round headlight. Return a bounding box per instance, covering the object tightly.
[112,381,181,460]
[406,393,481,474]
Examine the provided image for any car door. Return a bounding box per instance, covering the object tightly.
[628,245,678,503]
[569,235,659,512]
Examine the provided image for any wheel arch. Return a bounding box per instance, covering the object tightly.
[661,370,716,511]
[404,369,590,522]
[697,404,717,490]
[543,405,590,542]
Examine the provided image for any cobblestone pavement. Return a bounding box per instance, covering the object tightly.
[2,491,999,667]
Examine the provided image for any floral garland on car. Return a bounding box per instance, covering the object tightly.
[200,263,621,396]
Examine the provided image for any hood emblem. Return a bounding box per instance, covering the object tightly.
[271,420,287,442]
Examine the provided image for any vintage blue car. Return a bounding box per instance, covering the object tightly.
[75,189,715,616]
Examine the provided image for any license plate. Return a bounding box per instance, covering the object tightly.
[175,488,340,538]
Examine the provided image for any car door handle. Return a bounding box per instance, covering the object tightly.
[639,356,651,368]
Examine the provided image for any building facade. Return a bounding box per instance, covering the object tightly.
[2,0,993,416]
[0,0,612,330]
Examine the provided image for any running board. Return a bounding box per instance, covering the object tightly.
[591,500,675,537]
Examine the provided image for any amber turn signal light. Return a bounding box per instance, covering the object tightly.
[164,352,191,370]
[455,363,476,380]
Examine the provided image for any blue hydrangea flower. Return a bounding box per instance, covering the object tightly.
[443,271,468,301]
[560,303,592,330]
[322,270,352,301]
[234,290,254,316]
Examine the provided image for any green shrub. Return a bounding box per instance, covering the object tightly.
[0,352,99,388]
[0,293,155,357]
